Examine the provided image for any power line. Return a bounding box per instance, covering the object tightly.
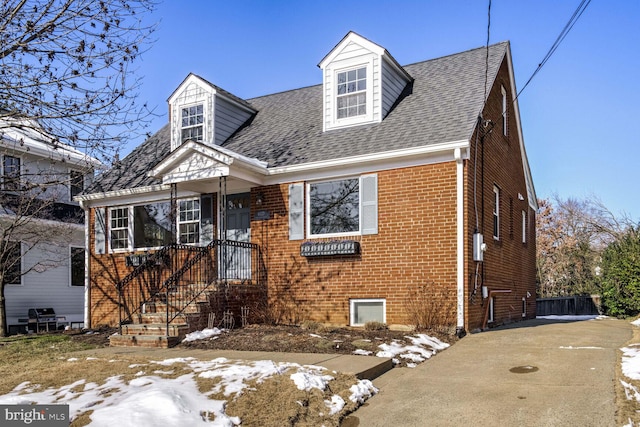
[516,0,592,100]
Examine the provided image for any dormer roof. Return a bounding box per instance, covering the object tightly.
[167,74,256,151]
[318,31,414,131]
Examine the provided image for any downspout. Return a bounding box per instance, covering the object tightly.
[455,148,465,337]
[81,204,90,329]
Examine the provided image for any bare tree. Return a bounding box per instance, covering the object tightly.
[0,0,157,335]
[536,195,633,298]
[0,0,158,163]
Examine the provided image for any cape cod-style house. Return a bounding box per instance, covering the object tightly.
[77,32,537,347]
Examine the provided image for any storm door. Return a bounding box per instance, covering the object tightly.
[222,193,251,280]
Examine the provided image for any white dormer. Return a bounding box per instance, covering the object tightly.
[319,32,412,132]
[167,74,256,151]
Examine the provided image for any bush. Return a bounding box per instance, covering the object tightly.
[600,227,640,317]
[363,321,387,331]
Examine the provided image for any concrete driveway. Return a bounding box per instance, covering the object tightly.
[347,317,632,427]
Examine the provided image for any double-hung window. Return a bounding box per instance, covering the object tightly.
[110,207,130,250]
[2,155,20,191]
[181,104,204,142]
[179,199,200,244]
[309,177,360,237]
[493,185,500,240]
[337,67,367,119]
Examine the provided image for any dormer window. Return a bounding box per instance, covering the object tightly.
[319,32,412,132]
[181,104,204,142]
[337,67,367,119]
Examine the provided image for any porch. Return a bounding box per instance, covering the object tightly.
[111,238,266,348]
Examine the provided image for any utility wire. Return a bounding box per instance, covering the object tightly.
[515,0,592,100]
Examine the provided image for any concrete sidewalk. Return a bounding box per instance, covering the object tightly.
[347,317,632,427]
[78,346,393,380]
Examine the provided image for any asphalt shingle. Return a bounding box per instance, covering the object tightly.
[88,42,508,193]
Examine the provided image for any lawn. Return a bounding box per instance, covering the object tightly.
[0,327,452,426]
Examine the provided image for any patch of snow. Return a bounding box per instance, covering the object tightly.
[559,346,604,350]
[622,346,640,380]
[182,328,223,342]
[290,368,334,391]
[622,380,640,402]
[67,357,78,362]
[0,356,376,426]
[309,333,323,338]
[537,315,600,321]
[632,318,640,327]
[324,395,346,415]
[349,380,377,403]
[353,349,372,356]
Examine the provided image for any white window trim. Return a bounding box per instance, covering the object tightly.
[306,176,361,239]
[107,198,207,253]
[329,58,375,130]
[493,185,500,240]
[108,206,132,253]
[178,198,201,245]
[2,154,22,191]
[522,210,527,244]
[350,298,386,327]
[69,245,85,287]
[180,103,205,143]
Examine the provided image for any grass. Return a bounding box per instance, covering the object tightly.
[0,332,366,426]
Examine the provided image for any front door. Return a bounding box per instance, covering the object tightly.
[222,193,251,280]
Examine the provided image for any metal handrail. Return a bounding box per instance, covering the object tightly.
[115,239,265,338]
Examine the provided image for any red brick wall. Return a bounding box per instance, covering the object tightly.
[86,57,536,333]
[463,58,538,331]
[251,162,459,328]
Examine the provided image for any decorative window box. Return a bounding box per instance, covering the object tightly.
[300,240,360,257]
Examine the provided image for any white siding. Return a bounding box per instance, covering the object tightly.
[321,36,410,131]
[170,81,214,150]
[214,97,253,145]
[381,58,409,117]
[5,230,85,324]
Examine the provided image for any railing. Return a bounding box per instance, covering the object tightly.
[115,239,265,336]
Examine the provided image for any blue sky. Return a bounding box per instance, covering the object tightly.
[128,0,640,220]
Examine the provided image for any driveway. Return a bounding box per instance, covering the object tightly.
[347,317,632,427]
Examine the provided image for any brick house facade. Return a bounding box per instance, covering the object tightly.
[78,32,536,336]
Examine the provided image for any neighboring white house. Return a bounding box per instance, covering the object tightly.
[0,118,102,334]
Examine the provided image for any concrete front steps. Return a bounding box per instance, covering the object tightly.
[109,298,208,349]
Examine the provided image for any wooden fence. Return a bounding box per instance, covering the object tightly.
[536,295,601,316]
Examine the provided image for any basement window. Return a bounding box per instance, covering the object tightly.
[350,299,386,326]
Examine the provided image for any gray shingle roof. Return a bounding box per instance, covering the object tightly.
[88,42,508,193]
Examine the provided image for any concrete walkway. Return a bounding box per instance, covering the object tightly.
[78,347,393,380]
[347,317,632,427]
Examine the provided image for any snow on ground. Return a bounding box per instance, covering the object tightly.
[620,317,640,417]
[373,333,450,366]
[0,356,377,426]
[536,315,602,321]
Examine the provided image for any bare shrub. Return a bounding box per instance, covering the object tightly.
[363,321,387,331]
[406,283,456,333]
